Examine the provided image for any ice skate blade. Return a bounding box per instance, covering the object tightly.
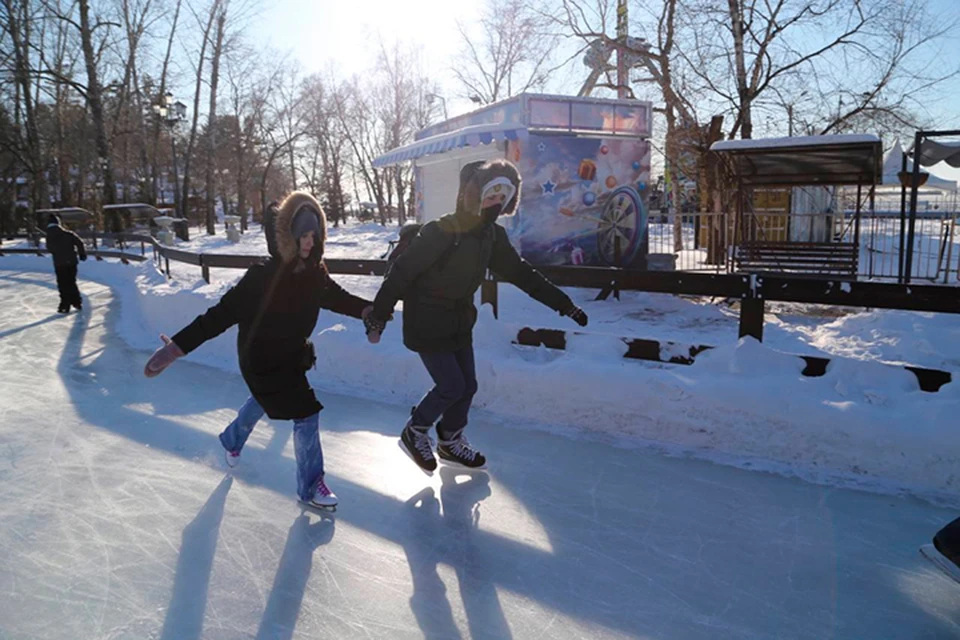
[438,457,487,471]
[920,544,960,585]
[299,500,337,514]
[398,439,435,476]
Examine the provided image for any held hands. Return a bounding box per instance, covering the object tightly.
[562,304,589,327]
[362,306,387,344]
[143,334,185,378]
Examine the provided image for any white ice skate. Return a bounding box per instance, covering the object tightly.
[224,449,241,468]
[299,477,338,512]
[920,544,960,585]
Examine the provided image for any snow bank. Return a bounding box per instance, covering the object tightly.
[2,252,957,504]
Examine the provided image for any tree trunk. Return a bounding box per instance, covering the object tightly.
[154,0,182,212]
[5,0,49,220]
[726,0,752,139]
[78,0,118,228]
[182,0,218,231]
[205,6,227,235]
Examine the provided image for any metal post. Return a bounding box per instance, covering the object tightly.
[854,183,862,249]
[739,298,765,341]
[898,152,908,283]
[905,130,923,284]
[170,134,181,219]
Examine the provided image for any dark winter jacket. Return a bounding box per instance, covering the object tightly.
[173,192,369,420]
[372,159,572,353]
[46,223,87,267]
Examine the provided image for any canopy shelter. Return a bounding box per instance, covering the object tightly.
[901,130,960,283]
[914,137,960,169]
[102,202,165,223]
[709,134,882,280]
[710,134,882,187]
[37,207,95,229]
[881,140,957,191]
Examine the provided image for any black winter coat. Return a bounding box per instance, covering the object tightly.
[372,212,573,353]
[46,225,87,267]
[173,259,369,420]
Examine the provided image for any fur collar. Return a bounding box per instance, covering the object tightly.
[274,191,327,264]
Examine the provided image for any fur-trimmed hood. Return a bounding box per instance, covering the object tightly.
[455,159,521,219]
[274,191,327,264]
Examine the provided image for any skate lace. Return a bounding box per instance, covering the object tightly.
[316,479,332,497]
[413,430,436,458]
[447,436,477,461]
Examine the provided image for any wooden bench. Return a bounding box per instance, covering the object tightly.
[735,241,859,279]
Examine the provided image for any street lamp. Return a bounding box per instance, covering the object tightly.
[152,91,187,219]
[425,92,448,120]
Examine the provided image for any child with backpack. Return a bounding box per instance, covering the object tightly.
[364,159,588,474]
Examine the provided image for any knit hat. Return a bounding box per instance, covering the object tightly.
[290,206,321,239]
[47,214,61,227]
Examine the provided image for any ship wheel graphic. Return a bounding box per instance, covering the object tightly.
[597,186,645,266]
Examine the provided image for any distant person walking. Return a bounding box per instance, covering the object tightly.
[45,214,87,313]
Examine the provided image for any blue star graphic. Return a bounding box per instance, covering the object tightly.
[537,142,547,153]
[542,180,556,194]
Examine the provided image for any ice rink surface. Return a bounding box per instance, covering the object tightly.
[1,269,958,639]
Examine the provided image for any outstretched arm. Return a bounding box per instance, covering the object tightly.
[170,266,260,355]
[318,265,370,319]
[488,227,588,326]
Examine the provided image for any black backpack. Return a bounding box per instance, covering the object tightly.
[384,218,461,279]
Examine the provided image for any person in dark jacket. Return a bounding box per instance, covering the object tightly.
[143,191,373,510]
[364,159,588,474]
[45,214,87,313]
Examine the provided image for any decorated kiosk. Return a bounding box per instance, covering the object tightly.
[374,93,653,268]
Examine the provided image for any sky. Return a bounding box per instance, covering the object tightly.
[251,0,960,182]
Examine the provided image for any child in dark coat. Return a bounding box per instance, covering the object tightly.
[144,191,373,509]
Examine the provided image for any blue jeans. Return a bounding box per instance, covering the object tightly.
[411,345,478,441]
[219,396,324,501]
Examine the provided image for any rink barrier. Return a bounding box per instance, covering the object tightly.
[514,327,953,393]
[3,232,959,350]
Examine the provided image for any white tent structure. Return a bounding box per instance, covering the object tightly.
[881,140,957,191]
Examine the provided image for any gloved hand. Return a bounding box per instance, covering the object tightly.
[362,306,387,344]
[144,334,185,378]
[562,304,588,327]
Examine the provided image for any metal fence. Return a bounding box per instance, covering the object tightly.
[647,207,960,285]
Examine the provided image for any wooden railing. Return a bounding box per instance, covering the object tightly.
[3,232,959,346]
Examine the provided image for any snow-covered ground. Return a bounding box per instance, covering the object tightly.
[1,265,959,639]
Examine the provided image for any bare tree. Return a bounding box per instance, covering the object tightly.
[152,0,183,211]
[76,0,119,217]
[203,0,227,234]
[180,0,220,231]
[454,0,558,104]
[333,77,389,225]
[2,0,50,217]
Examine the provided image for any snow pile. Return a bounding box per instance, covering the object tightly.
[1,251,957,503]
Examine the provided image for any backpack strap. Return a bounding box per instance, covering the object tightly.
[434,215,462,271]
